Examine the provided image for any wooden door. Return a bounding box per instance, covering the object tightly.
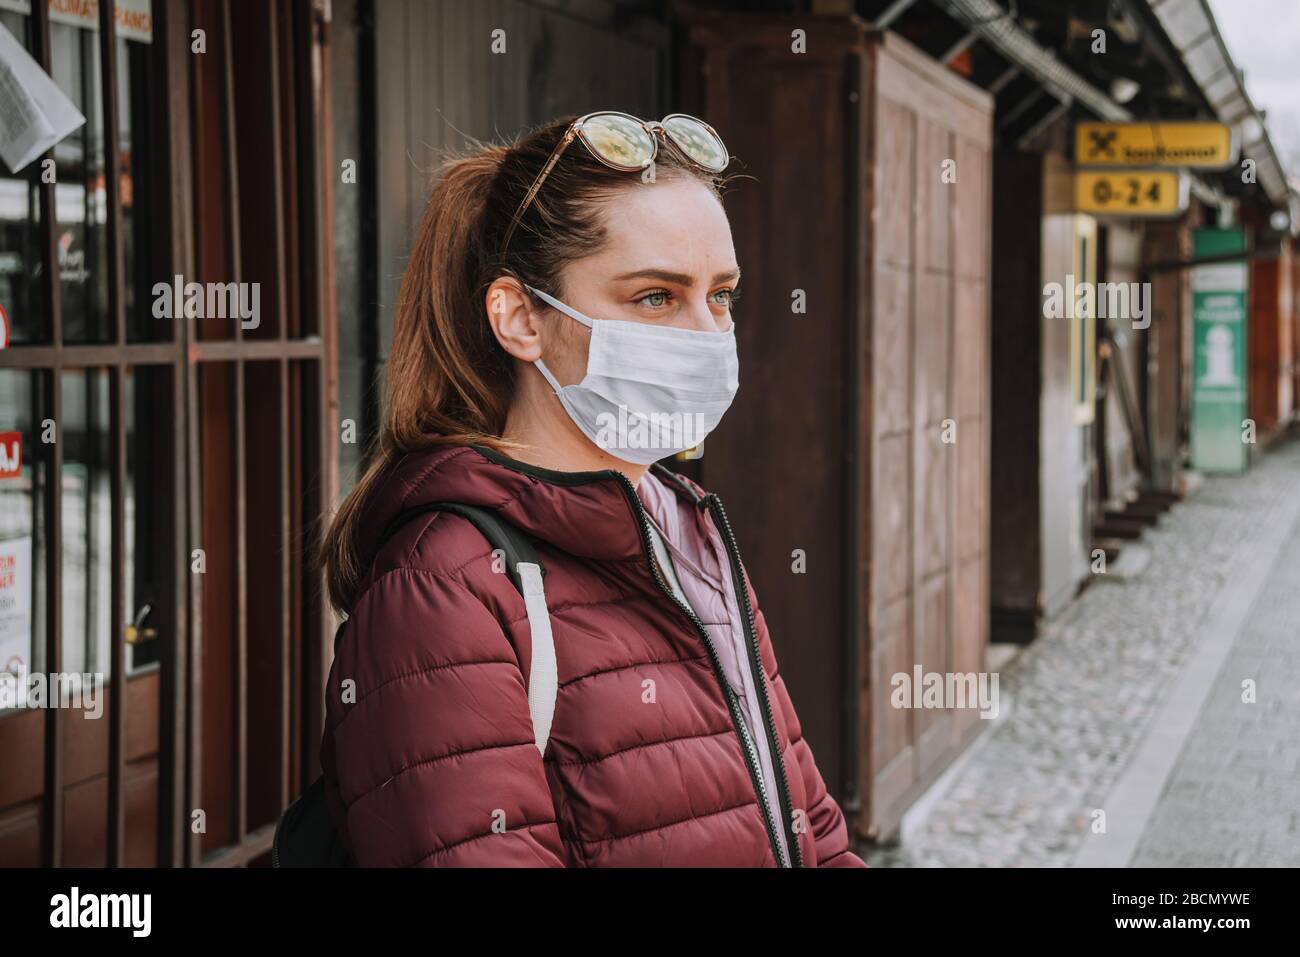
[680,12,869,827]
[680,16,994,845]
[865,32,993,840]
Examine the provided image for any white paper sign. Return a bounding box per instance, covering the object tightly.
[0,535,32,677]
[0,19,85,173]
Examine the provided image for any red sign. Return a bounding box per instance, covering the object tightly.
[0,432,20,479]
[0,303,9,348]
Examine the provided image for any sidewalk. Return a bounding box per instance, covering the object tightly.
[1128,505,1300,867]
[864,436,1300,867]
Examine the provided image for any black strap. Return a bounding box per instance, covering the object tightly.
[336,502,544,654]
[387,502,545,594]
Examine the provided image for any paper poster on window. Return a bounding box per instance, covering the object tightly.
[0,535,32,680]
[0,19,86,173]
[0,0,153,43]
[0,430,19,478]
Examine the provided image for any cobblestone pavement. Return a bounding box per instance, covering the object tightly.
[864,437,1300,868]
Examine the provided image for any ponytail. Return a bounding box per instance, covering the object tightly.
[322,147,514,612]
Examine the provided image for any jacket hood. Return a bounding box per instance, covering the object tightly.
[353,442,679,572]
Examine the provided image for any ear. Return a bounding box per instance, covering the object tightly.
[485,277,543,362]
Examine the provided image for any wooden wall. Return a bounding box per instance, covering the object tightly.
[1282,241,1296,425]
[1292,246,1300,423]
[1143,217,1193,493]
[1248,234,1296,438]
[866,32,992,839]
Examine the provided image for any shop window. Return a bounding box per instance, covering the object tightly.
[0,7,158,346]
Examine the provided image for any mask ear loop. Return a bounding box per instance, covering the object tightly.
[533,354,567,395]
[525,284,595,394]
[525,284,595,328]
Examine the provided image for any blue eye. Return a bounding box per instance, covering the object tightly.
[638,290,670,307]
[713,288,740,306]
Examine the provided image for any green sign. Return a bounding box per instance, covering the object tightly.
[1190,228,1248,473]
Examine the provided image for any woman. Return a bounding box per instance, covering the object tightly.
[320,112,865,868]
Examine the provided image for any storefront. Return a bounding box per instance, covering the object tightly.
[0,0,335,867]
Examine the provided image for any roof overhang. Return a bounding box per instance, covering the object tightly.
[1142,0,1292,210]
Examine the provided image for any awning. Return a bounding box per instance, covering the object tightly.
[1146,0,1291,208]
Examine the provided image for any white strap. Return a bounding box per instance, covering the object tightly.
[518,562,557,756]
[533,357,567,396]
[525,284,595,328]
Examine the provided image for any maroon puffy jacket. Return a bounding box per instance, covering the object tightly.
[320,443,866,867]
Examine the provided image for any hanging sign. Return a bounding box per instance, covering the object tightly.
[1074,169,1188,217]
[1190,228,1249,473]
[1076,121,1237,169]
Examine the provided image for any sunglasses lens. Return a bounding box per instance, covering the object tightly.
[662,115,729,172]
[581,113,656,169]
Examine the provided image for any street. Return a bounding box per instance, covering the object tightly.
[867,437,1300,867]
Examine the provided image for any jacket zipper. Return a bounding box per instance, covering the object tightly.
[703,493,806,869]
[724,680,790,867]
[612,474,795,868]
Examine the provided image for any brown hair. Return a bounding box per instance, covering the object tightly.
[322,115,729,611]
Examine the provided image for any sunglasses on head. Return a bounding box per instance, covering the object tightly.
[501,111,730,254]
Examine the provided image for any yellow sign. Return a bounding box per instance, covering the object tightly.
[1076,122,1236,169]
[1075,170,1188,217]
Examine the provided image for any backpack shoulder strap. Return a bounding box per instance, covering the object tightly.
[363,501,557,757]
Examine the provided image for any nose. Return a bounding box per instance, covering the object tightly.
[683,293,727,332]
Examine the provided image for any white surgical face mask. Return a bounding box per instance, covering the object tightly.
[526,284,740,465]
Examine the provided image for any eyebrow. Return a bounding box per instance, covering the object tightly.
[610,267,741,286]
